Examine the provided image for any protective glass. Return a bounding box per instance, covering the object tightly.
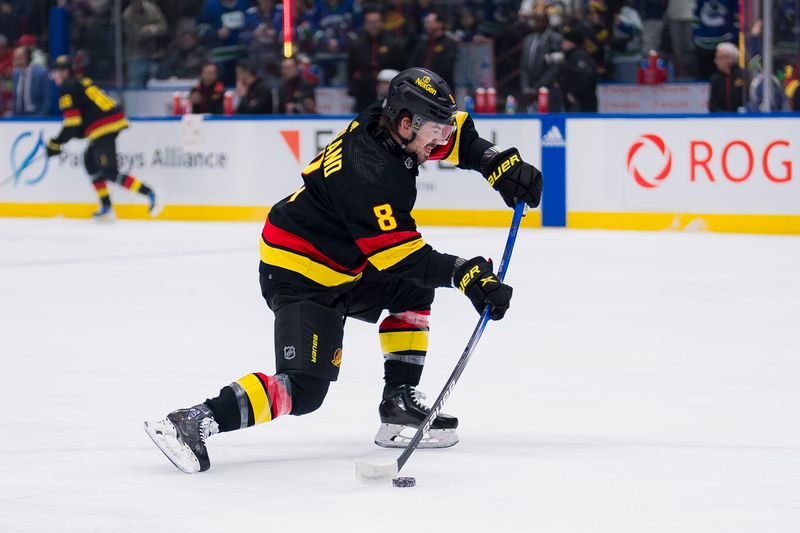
[411,114,456,145]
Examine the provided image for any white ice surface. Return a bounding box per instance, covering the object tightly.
[1,219,799,532]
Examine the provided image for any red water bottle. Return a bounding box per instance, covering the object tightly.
[486,87,497,113]
[223,90,234,116]
[172,92,183,116]
[475,87,487,113]
[537,87,549,114]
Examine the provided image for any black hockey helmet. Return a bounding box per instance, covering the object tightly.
[383,67,457,125]
[51,54,73,71]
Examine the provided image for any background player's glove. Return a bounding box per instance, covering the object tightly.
[482,147,543,209]
[453,257,513,320]
[46,139,61,158]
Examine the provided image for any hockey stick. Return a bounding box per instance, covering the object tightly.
[356,200,527,484]
[0,153,46,189]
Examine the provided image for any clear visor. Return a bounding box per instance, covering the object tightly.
[411,114,456,145]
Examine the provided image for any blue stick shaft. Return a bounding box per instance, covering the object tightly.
[396,201,526,471]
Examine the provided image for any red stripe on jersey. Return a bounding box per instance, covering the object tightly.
[63,109,81,117]
[262,219,367,274]
[123,176,134,188]
[355,230,421,256]
[428,135,456,162]
[84,112,125,135]
[379,315,430,332]
[256,373,292,418]
[92,181,107,191]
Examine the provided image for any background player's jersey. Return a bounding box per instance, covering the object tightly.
[52,77,128,145]
[261,104,494,292]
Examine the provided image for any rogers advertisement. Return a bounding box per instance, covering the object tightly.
[567,118,800,215]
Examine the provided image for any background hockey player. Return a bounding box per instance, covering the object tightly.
[46,55,161,221]
[144,67,542,473]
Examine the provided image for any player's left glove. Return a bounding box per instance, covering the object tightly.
[453,256,513,320]
[482,147,543,209]
[46,139,61,158]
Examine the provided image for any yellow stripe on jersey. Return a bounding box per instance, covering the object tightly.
[63,116,82,127]
[87,117,128,140]
[443,111,469,166]
[368,238,426,270]
[380,330,429,354]
[259,238,363,287]
[59,94,73,110]
[237,373,272,424]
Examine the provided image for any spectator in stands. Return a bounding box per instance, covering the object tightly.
[197,0,249,86]
[409,11,458,88]
[11,46,49,116]
[122,0,167,89]
[558,26,598,112]
[278,56,315,114]
[519,5,563,112]
[241,0,283,86]
[235,59,273,114]
[452,7,489,43]
[17,35,47,67]
[693,0,738,80]
[0,1,18,44]
[347,4,405,113]
[66,0,115,83]
[158,26,208,80]
[376,68,398,101]
[665,0,695,79]
[189,62,225,114]
[584,0,611,80]
[609,1,643,83]
[638,0,667,55]
[312,0,358,53]
[708,42,743,112]
[0,34,12,78]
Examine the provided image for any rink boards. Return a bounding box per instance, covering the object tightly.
[1,114,799,234]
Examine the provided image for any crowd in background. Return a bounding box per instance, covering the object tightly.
[1,0,800,115]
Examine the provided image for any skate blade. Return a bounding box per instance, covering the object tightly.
[149,193,165,218]
[374,423,459,449]
[92,211,116,223]
[143,419,201,474]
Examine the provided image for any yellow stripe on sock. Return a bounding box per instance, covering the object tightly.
[236,373,272,424]
[380,330,429,354]
[129,179,142,193]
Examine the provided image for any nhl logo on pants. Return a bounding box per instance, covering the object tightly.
[283,345,296,360]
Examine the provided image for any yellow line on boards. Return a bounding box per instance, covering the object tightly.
[568,212,800,235]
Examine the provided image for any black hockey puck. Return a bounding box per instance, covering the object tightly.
[392,476,416,488]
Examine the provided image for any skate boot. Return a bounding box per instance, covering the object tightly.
[146,190,164,217]
[144,404,219,473]
[91,204,116,222]
[375,384,459,449]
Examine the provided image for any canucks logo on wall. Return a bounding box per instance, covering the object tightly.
[10,130,50,186]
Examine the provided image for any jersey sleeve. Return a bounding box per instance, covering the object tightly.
[428,111,495,172]
[52,82,83,145]
[336,180,456,288]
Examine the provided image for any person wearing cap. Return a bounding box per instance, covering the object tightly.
[17,35,47,67]
[376,68,398,101]
[347,3,405,113]
[558,25,598,112]
[46,55,161,221]
[144,67,542,473]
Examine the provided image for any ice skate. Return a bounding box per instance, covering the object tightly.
[91,204,116,222]
[144,404,219,473]
[375,384,459,449]
[147,190,164,217]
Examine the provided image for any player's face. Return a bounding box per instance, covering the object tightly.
[405,116,455,162]
[51,69,68,86]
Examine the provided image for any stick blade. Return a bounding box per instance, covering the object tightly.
[355,457,398,485]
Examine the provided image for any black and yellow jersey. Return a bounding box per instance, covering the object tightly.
[52,76,129,145]
[261,103,494,291]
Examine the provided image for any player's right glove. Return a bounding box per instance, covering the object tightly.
[453,257,513,320]
[46,139,61,158]
[482,147,543,209]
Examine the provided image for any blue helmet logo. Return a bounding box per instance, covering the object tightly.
[10,130,50,186]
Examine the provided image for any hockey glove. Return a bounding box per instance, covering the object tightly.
[454,257,513,320]
[482,147,543,209]
[46,139,61,158]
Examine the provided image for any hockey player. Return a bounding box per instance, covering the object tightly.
[144,67,542,473]
[46,55,160,221]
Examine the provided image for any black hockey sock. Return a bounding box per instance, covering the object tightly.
[379,311,429,387]
[204,373,292,433]
[116,174,153,196]
[92,179,112,208]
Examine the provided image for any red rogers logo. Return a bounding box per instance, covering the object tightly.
[627,134,672,188]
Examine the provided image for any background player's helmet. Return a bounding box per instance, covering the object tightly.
[383,67,457,125]
[51,55,73,71]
